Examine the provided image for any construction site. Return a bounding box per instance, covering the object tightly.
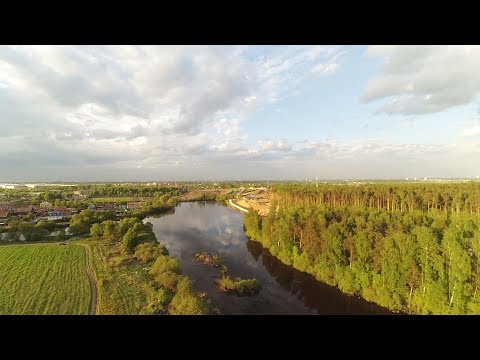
[228,187,271,216]
[180,186,272,216]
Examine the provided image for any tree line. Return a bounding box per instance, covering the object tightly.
[79,184,184,198]
[244,183,480,314]
[272,182,480,215]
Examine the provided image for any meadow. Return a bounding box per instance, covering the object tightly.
[0,244,90,314]
[85,240,160,314]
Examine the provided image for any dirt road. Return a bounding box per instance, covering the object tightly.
[79,244,98,315]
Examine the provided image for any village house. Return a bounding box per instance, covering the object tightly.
[53,207,74,216]
[114,204,128,217]
[127,202,143,210]
[0,203,16,212]
[14,205,34,219]
[15,205,34,215]
[101,202,115,211]
[48,211,64,221]
[0,210,10,226]
[34,211,48,220]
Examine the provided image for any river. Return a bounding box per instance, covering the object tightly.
[145,201,391,315]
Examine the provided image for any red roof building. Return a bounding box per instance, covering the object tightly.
[15,206,34,215]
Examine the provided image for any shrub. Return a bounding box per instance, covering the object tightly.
[35,220,56,232]
[194,252,223,267]
[134,242,169,263]
[122,229,138,252]
[153,271,180,291]
[217,276,261,296]
[108,255,131,268]
[90,223,103,239]
[233,279,261,296]
[149,255,181,276]
[156,288,171,306]
[169,277,209,315]
[217,276,236,292]
[144,288,172,314]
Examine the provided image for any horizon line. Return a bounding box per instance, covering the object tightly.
[1,177,480,184]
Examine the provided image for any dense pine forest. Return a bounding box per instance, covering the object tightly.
[244,183,480,314]
[273,182,480,215]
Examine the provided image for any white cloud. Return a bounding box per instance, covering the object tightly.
[258,138,472,180]
[311,62,338,76]
[400,118,417,127]
[213,118,241,136]
[252,45,343,104]
[362,45,480,115]
[257,138,292,152]
[209,140,245,153]
[299,138,451,159]
[462,124,480,137]
[0,45,342,180]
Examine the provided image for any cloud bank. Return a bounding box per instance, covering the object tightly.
[362,45,480,115]
[1,45,479,181]
[0,45,345,180]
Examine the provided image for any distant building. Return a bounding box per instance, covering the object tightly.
[0,203,16,212]
[102,203,115,211]
[1,184,28,190]
[15,206,34,215]
[34,211,48,219]
[53,207,73,216]
[48,211,64,221]
[127,202,142,210]
[0,210,10,221]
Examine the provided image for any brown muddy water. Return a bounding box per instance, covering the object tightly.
[145,201,391,315]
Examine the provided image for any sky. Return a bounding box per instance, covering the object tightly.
[1,45,480,181]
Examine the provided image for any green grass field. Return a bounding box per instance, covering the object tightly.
[86,241,157,314]
[0,244,90,315]
[91,197,133,204]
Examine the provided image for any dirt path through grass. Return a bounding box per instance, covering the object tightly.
[79,244,98,315]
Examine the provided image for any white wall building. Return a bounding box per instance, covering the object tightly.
[0,184,28,190]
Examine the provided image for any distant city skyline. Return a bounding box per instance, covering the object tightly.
[2,45,480,181]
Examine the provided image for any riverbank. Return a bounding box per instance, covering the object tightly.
[76,237,210,315]
[145,201,389,314]
[227,199,249,213]
[242,207,421,314]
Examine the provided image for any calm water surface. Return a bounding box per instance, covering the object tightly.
[145,202,391,315]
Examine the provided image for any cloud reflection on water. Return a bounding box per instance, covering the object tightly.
[145,202,390,314]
